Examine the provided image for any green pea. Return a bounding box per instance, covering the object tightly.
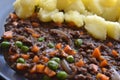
[66,55,74,63]
[15,41,23,48]
[1,41,10,48]
[74,39,83,47]
[51,57,60,63]
[17,58,25,63]
[38,37,44,42]
[21,46,29,53]
[48,42,54,48]
[47,60,59,70]
[56,71,68,80]
[43,75,51,80]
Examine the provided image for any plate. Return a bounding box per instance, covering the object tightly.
[0,0,26,80]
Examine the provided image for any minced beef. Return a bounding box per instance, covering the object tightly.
[0,13,120,80]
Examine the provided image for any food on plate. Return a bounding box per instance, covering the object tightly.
[0,0,120,80]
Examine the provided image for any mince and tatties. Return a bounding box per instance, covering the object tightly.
[14,0,120,40]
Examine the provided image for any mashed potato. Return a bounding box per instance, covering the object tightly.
[13,0,120,40]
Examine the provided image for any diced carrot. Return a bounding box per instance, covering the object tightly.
[33,55,39,63]
[80,31,84,35]
[96,73,109,80]
[61,50,68,57]
[32,22,39,27]
[32,33,40,38]
[112,50,119,57]
[36,64,45,73]
[21,54,30,60]
[41,56,49,62]
[44,67,56,77]
[107,42,113,47]
[55,43,62,49]
[30,65,36,73]
[49,50,58,57]
[64,45,71,53]
[25,27,40,38]
[90,64,98,72]
[68,22,75,27]
[55,22,62,27]
[68,50,76,55]
[75,59,84,67]
[92,47,101,59]
[102,68,107,73]
[25,28,34,33]
[17,36,25,40]
[64,45,76,55]
[100,59,108,67]
[3,31,13,39]
[25,28,40,38]
[31,45,39,53]
[16,63,26,70]
[10,13,18,19]
[10,54,19,61]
